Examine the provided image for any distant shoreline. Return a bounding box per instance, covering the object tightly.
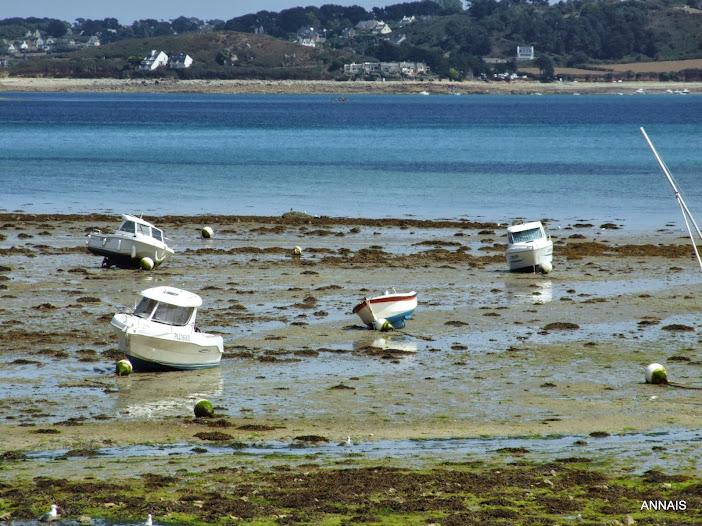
[1,76,701,95]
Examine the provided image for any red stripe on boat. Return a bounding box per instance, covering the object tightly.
[352,302,366,314]
[369,294,416,305]
[353,294,416,313]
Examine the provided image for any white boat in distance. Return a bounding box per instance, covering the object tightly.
[87,214,174,269]
[111,286,223,372]
[353,289,418,329]
[505,221,553,273]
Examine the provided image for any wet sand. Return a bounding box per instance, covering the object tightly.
[2,212,702,524]
[1,76,702,95]
[1,212,701,456]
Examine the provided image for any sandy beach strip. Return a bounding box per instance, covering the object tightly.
[1,76,702,95]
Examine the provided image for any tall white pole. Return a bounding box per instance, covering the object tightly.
[640,127,702,271]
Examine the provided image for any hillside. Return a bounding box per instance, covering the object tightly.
[8,31,357,80]
[2,0,702,81]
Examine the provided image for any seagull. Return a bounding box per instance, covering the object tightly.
[338,436,352,447]
[39,504,59,522]
[145,514,153,526]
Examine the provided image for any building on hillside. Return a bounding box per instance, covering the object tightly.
[355,20,378,31]
[372,21,392,35]
[139,50,169,70]
[344,61,428,77]
[517,45,534,60]
[388,34,406,45]
[340,28,356,39]
[296,27,325,47]
[398,16,416,26]
[169,53,193,69]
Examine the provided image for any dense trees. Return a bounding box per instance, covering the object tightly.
[1,0,700,81]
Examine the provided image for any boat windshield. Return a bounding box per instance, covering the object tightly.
[118,221,136,234]
[152,303,194,326]
[151,228,164,242]
[134,297,158,318]
[137,223,151,236]
[510,227,543,244]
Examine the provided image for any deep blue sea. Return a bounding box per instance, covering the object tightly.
[1,92,701,229]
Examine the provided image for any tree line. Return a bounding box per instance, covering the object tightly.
[1,0,700,82]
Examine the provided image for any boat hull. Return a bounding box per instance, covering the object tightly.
[111,315,223,371]
[353,292,417,329]
[506,241,553,272]
[87,233,174,268]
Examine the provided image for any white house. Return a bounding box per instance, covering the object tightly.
[344,61,427,76]
[371,21,392,35]
[139,50,169,70]
[298,37,316,48]
[398,16,416,26]
[169,53,193,69]
[517,45,534,60]
[86,35,101,47]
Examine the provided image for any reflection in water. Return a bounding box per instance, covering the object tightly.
[504,278,553,304]
[115,368,223,419]
[354,334,418,353]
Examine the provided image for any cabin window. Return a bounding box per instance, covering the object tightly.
[151,229,163,242]
[510,228,543,243]
[134,297,158,318]
[118,221,136,234]
[152,303,194,326]
[137,223,151,236]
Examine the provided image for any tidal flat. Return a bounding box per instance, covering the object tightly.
[1,212,701,524]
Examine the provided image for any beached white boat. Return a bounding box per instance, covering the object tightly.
[352,289,417,329]
[111,286,223,371]
[506,221,553,273]
[87,214,174,269]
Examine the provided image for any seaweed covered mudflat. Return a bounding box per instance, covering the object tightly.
[1,213,702,524]
[3,456,702,525]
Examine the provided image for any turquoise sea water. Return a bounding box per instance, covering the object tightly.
[1,92,701,228]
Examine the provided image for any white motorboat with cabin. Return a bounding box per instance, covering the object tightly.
[505,221,553,273]
[111,286,223,371]
[352,289,418,329]
[87,214,174,269]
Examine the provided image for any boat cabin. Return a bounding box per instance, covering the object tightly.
[507,222,546,244]
[133,286,202,326]
[118,214,165,243]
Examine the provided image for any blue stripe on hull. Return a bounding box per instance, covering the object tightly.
[126,354,221,372]
[385,309,416,329]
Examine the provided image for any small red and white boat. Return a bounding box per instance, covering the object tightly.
[352,289,418,329]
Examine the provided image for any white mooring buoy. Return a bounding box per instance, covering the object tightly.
[645,363,667,384]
